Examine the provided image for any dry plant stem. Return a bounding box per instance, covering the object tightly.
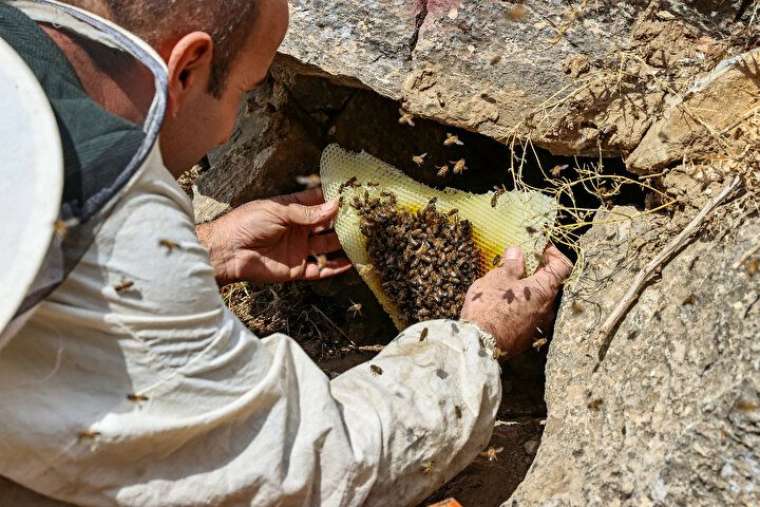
[595,175,741,367]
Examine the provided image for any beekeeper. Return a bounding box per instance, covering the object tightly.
[0,1,572,506]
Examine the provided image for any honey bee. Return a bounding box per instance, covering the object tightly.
[427,197,438,208]
[114,279,135,293]
[339,176,359,193]
[550,164,568,177]
[421,461,434,474]
[367,182,380,187]
[436,164,450,177]
[571,301,584,314]
[338,196,345,208]
[532,338,548,350]
[451,159,468,175]
[744,258,759,276]
[735,400,759,412]
[53,219,70,239]
[490,54,502,65]
[127,393,150,402]
[479,446,504,462]
[412,153,428,166]
[370,364,383,376]
[492,254,502,267]
[587,398,604,411]
[159,239,180,253]
[447,208,459,216]
[491,188,505,207]
[347,301,363,318]
[526,226,538,234]
[77,430,101,441]
[419,327,429,342]
[454,405,463,419]
[398,109,416,127]
[315,254,328,272]
[444,133,464,146]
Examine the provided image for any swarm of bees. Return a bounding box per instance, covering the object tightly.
[349,190,480,326]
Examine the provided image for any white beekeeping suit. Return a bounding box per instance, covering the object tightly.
[0,1,502,506]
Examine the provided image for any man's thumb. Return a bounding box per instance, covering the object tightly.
[500,246,525,279]
[287,200,338,226]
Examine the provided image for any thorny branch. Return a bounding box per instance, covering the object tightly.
[594,175,742,369]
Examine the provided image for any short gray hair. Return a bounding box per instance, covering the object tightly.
[61,0,260,97]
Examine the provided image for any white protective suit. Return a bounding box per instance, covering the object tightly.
[0,2,503,506]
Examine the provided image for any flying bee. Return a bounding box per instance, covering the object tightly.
[127,393,149,402]
[398,109,416,127]
[370,364,383,376]
[347,301,363,318]
[479,446,504,462]
[492,254,502,267]
[419,327,429,342]
[159,239,180,253]
[53,219,70,239]
[412,153,428,166]
[532,338,548,350]
[451,159,468,175]
[114,279,135,293]
[444,133,464,146]
[77,430,101,441]
[491,188,505,207]
[436,164,449,177]
[550,164,568,177]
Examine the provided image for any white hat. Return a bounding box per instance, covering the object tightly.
[0,36,63,334]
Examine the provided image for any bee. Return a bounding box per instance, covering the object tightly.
[114,279,135,293]
[479,446,504,462]
[419,327,429,342]
[526,226,538,234]
[367,182,380,187]
[159,239,180,253]
[447,208,459,216]
[491,188,506,207]
[436,164,449,177]
[347,301,363,318]
[451,159,468,175]
[421,461,434,474]
[454,405,463,419]
[295,174,321,189]
[427,197,438,208]
[412,153,428,166]
[571,301,584,314]
[587,398,604,411]
[127,393,150,402]
[339,176,359,193]
[735,400,759,412]
[493,346,508,360]
[338,196,345,208]
[53,219,70,239]
[77,430,101,441]
[490,54,502,65]
[532,338,548,350]
[444,133,464,146]
[451,323,459,334]
[398,109,416,127]
[682,294,696,305]
[370,364,383,376]
[315,254,328,272]
[492,254,502,267]
[550,164,568,177]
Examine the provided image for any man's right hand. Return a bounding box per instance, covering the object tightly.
[460,246,573,358]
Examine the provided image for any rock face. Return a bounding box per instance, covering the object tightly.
[279,0,742,157]
[506,206,760,506]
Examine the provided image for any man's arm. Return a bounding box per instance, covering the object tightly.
[0,159,503,507]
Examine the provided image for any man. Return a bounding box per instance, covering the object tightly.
[0,1,572,506]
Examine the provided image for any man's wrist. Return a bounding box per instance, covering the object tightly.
[197,220,234,285]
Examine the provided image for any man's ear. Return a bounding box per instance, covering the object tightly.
[165,32,214,117]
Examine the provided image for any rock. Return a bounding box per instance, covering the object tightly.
[506,206,760,506]
[627,47,760,173]
[278,0,741,157]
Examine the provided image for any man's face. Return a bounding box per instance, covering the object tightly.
[160,0,289,175]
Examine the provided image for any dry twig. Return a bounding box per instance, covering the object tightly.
[594,176,741,368]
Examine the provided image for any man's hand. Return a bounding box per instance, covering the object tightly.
[461,246,573,358]
[197,188,352,285]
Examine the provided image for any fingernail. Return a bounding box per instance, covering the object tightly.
[505,247,521,260]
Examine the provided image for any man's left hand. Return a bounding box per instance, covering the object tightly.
[197,188,352,285]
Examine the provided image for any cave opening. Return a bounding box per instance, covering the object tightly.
[198,60,647,506]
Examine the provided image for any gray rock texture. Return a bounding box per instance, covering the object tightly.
[506,205,760,506]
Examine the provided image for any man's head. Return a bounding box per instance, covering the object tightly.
[63,0,289,174]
